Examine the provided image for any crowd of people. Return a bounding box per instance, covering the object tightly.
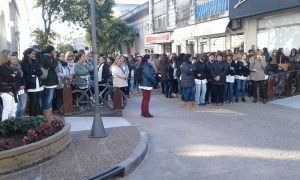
[152,47,300,109]
[0,45,299,120]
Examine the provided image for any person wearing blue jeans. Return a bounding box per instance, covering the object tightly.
[16,92,27,118]
[194,54,208,105]
[180,53,196,108]
[224,82,234,103]
[234,53,250,102]
[39,45,58,121]
[224,53,235,103]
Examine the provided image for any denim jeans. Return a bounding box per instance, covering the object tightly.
[129,76,135,93]
[16,93,27,118]
[235,79,247,100]
[163,81,173,97]
[224,82,234,102]
[182,86,196,102]
[42,88,55,110]
[54,88,64,111]
[195,83,207,104]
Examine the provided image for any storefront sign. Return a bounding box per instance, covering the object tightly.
[230,0,300,19]
[145,32,172,44]
[196,0,229,20]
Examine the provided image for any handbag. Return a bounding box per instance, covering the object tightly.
[40,67,48,79]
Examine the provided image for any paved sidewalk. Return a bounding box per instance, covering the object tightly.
[0,117,147,180]
[121,92,300,180]
[271,95,300,109]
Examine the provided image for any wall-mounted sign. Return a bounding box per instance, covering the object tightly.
[196,0,229,20]
[230,0,300,19]
[145,32,172,44]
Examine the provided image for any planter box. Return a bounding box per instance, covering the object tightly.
[0,123,71,175]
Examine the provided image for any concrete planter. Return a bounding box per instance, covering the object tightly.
[0,123,71,175]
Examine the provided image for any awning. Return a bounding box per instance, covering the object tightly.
[192,18,230,37]
[171,25,196,40]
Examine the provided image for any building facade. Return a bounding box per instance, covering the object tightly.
[0,0,31,56]
[229,0,300,54]
[122,2,150,55]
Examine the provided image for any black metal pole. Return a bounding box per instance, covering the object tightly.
[89,0,107,138]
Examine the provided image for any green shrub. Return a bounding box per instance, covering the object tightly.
[0,117,48,137]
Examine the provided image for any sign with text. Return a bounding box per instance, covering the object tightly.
[145,32,172,44]
[196,0,229,20]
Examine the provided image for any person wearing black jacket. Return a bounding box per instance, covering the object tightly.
[39,45,58,121]
[194,54,208,106]
[21,48,44,117]
[175,53,185,98]
[205,53,215,104]
[234,53,250,102]
[0,49,20,120]
[224,53,235,103]
[211,53,228,105]
[159,56,174,98]
[98,55,111,95]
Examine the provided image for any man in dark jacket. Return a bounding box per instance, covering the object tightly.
[39,45,58,121]
[211,53,228,105]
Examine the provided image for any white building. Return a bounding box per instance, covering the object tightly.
[0,0,32,56]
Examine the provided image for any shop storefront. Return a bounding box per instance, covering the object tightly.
[229,0,300,53]
[145,32,172,54]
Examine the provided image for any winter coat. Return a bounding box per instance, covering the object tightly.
[98,63,111,83]
[111,64,129,87]
[159,62,174,82]
[226,60,235,76]
[0,63,21,102]
[55,60,71,89]
[140,63,156,87]
[21,59,43,90]
[249,59,267,81]
[206,60,214,81]
[235,60,250,77]
[194,61,208,80]
[180,62,195,88]
[211,60,228,85]
[74,62,93,89]
[39,54,58,87]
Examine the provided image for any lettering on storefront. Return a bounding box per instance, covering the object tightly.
[145,33,171,44]
[234,0,247,8]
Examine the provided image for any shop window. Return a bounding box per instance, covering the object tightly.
[210,37,226,52]
[231,34,244,51]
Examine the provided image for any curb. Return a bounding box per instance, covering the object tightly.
[87,126,148,180]
[118,129,148,176]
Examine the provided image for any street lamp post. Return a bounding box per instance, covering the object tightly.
[89,0,107,138]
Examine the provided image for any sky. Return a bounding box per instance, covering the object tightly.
[29,0,149,43]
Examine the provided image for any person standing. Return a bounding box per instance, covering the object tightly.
[21,48,44,117]
[224,53,235,103]
[128,55,136,95]
[159,56,174,98]
[180,54,196,109]
[11,52,27,117]
[250,51,267,103]
[194,54,208,106]
[211,53,228,106]
[0,49,20,120]
[39,45,58,121]
[54,52,70,114]
[136,54,156,118]
[111,55,129,95]
[234,53,250,102]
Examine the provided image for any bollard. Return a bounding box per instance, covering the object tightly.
[266,77,275,101]
[63,81,73,114]
[285,73,293,97]
[113,87,122,111]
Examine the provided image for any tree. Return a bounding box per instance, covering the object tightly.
[34,0,63,49]
[62,0,134,54]
[57,43,74,52]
